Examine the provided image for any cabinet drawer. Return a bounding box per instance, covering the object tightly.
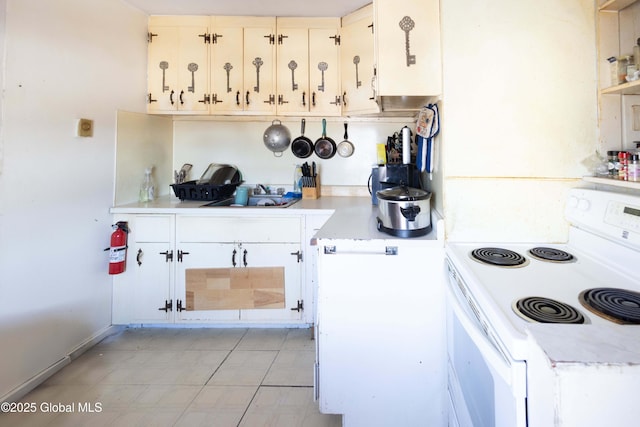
[134,215,173,242]
[177,216,301,243]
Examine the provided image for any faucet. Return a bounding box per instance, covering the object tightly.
[255,184,271,195]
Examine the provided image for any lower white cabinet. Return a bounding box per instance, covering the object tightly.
[112,214,305,325]
[315,238,446,426]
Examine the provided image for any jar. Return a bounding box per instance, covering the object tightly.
[618,151,629,180]
[608,150,620,177]
[617,56,632,84]
[629,154,640,182]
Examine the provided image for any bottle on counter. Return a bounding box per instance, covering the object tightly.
[634,39,640,71]
[139,167,155,202]
[618,151,629,180]
[293,164,303,194]
[629,154,639,182]
[608,150,620,177]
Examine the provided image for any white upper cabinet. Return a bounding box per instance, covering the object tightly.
[373,0,442,96]
[147,16,210,114]
[276,18,341,116]
[341,4,379,115]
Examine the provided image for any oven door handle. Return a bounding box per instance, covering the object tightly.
[446,282,517,388]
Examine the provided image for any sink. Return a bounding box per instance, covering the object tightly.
[247,195,300,208]
[201,195,300,208]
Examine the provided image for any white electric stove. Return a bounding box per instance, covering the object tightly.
[445,187,640,427]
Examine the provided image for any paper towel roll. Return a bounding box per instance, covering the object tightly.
[402,127,411,164]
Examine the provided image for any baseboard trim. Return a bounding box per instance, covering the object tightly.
[0,325,122,404]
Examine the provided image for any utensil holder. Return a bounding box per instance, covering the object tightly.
[302,176,321,199]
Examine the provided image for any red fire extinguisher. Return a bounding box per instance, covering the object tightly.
[108,221,129,275]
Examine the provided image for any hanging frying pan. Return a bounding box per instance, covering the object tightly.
[314,118,337,159]
[337,122,355,157]
[291,118,314,159]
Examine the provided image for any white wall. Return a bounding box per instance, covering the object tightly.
[0,0,147,399]
[440,0,597,242]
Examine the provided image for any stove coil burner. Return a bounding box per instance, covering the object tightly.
[528,247,575,263]
[470,247,528,268]
[513,297,585,324]
[579,288,640,324]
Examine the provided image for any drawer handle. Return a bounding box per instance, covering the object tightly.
[136,249,143,266]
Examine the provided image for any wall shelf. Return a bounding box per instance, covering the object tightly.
[600,79,640,95]
[599,0,637,12]
[583,176,640,190]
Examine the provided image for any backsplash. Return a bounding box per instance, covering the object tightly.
[172,118,411,191]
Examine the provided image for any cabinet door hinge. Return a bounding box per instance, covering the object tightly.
[290,300,304,312]
[158,299,173,312]
[278,34,288,44]
[264,34,275,44]
[177,250,190,262]
[176,299,186,312]
[211,33,223,44]
[290,250,303,263]
[330,35,341,45]
[368,23,374,34]
[159,250,173,262]
[198,32,210,44]
[147,32,158,43]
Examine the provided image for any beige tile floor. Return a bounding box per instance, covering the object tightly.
[0,328,342,427]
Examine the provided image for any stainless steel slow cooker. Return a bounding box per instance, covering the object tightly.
[376,186,432,237]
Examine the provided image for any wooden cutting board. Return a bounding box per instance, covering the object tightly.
[185,267,285,310]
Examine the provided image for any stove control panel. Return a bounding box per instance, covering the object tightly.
[605,201,640,232]
[566,189,640,248]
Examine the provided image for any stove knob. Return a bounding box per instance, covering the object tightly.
[578,198,591,211]
[567,196,579,208]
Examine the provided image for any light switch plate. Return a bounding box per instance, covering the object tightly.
[77,118,93,137]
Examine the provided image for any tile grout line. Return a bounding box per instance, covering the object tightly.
[235,332,286,427]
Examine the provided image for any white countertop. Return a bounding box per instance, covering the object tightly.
[111,195,444,243]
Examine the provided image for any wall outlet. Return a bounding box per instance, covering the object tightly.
[76,118,93,137]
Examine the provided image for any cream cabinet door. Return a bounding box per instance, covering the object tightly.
[244,25,277,114]
[276,27,309,115]
[309,28,342,116]
[147,25,179,112]
[239,243,303,322]
[175,242,242,322]
[374,0,442,96]
[209,23,244,113]
[341,4,379,115]
[147,17,209,113]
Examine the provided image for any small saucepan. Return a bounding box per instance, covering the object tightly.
[314,118,337,159]
[337,122,355,157]
[291,118,314,159]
